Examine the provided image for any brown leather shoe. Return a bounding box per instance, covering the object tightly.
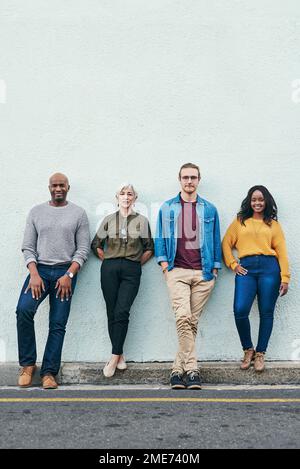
[254,352,265,372]
[18,365,36,387]
[42,374,58,389]
[240,348,255,370]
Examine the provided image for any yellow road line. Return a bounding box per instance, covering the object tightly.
[0,398,299,403]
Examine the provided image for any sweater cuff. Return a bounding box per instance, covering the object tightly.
[72,257,84,268]
[281,275,290,284]
[230,260,239,271]
[25,258,37,267]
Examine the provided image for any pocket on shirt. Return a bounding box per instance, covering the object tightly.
[204,217,214,233]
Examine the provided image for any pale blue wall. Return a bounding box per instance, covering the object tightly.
[1,1,299,362]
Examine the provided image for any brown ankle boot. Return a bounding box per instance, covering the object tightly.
[254,352,265,372]
[240,348,255,370]
[18,365,37,387]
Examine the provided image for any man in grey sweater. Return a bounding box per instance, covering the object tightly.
[16,173,90,389]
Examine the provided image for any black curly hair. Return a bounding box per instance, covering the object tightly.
[237,185,278,226]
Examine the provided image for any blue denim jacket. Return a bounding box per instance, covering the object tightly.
[155,193,222,281]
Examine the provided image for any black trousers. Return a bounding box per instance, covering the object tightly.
[100,258,142,355]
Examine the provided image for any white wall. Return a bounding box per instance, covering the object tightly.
[1,0,299,362]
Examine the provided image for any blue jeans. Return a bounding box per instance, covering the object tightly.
[233,255,281,353]
[16,264,77,377]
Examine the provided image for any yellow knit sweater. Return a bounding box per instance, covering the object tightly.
[222,218,290,283]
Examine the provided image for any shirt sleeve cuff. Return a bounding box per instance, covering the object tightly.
[143,247,154,253]
[156,256,168,264]
[213,262,222,269]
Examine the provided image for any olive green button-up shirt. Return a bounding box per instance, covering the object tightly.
[91,211,154,262]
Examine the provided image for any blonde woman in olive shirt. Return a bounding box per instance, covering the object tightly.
[91,184,154,378]
[222,186,290,372]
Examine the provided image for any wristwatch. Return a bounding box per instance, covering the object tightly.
[65,271,74,279]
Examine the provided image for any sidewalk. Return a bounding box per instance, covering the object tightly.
[1,362,300,386]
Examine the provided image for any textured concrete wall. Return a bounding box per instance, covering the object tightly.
[0,1,299,363]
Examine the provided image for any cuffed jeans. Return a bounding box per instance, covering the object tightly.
[16,263,77,377]
[165,267,215,374]
[234,255,281,353]
[101,258,141,355]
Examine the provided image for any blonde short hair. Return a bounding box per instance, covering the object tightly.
[115,183,138,199]
[179,163,201,179]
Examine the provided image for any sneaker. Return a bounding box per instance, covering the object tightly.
[240,348,255,370]
[186,371,202,389]
[170,372,186,389]
[254,352,265,372]
[18,365,37,388]
[42,374,58,389]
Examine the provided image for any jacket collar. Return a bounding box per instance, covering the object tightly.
[117,209,137,218]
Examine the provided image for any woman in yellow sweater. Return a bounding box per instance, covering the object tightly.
[222,186,290,372]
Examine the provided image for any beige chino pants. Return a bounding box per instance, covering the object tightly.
[165,267,215,374]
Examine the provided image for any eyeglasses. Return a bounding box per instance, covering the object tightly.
[181,176,199,181]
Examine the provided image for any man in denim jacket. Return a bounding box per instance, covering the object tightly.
[155,163,221,389]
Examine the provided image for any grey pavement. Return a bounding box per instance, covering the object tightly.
[0,385,299,449]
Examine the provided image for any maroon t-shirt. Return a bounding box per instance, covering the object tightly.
[174,196,202,270]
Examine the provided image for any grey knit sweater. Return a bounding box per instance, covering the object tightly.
[22,202,90,267]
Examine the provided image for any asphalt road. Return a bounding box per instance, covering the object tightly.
[0,385,299,449]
